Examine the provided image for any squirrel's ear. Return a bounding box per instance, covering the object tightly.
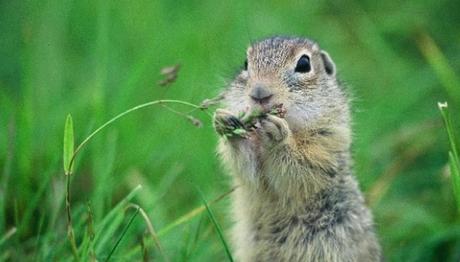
[320,51,335,76]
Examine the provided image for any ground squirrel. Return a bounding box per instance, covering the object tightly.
[213,37,381,261]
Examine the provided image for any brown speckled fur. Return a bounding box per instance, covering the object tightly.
[213,37,381,262]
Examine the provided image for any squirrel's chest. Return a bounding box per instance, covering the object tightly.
[232,198,351,262]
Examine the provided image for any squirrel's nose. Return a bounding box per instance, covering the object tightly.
[250,84,273,104]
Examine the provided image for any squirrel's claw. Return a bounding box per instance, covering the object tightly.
[258,114,290,145]
[213,109,246,137]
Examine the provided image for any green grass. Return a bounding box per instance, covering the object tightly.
[439,103,460,213]
[197,187,233,261]
[1,0,460,261]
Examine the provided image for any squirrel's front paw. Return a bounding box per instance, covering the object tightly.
[257,115,290,146]
[213,109,245,137]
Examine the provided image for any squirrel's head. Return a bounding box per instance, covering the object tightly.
[223,36,350,138]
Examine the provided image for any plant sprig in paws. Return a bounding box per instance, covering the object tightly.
[221,103,286,138]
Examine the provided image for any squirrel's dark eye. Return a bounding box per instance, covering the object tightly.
[244,59,248,71]
[295,55,311,73]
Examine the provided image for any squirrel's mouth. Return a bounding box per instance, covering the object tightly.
[249,97,284,113]
[247,103,287,119]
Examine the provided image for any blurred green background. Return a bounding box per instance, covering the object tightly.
[1,0,460,261]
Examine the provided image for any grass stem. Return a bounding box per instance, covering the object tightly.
[68,99,209,172]
[126,204,169,262]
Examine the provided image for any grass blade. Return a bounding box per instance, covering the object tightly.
[105,207,140,262]
[438,102,460,212]
[63,114,74,175]
[449,152,460,203]
[158,187,235,237]
[418,34,460,103]
[63,115,79,261]
[94,185,142,252]
[197,189,233,262]
[438,102,460,160]
[0,227,17,248]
